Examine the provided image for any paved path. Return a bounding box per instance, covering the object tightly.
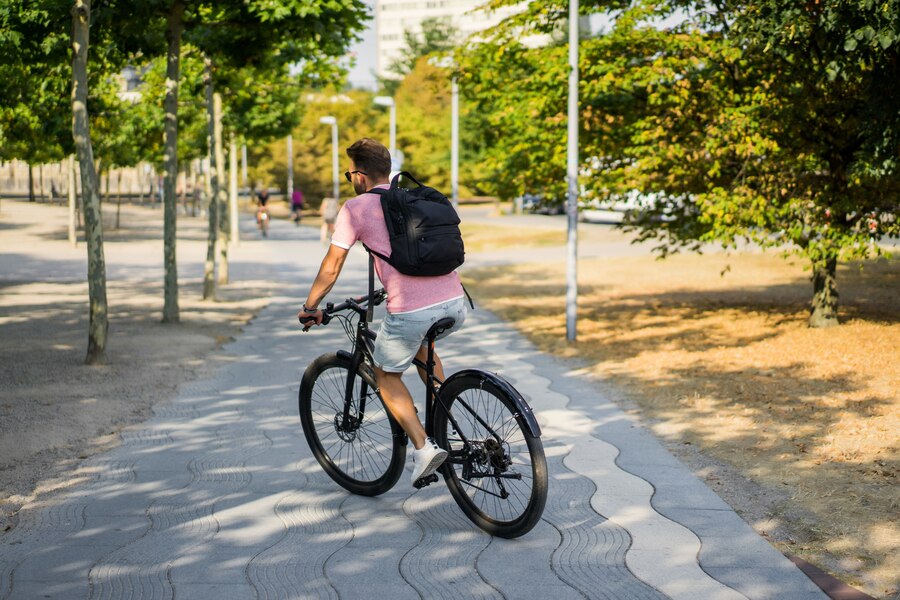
[0,210,826,599]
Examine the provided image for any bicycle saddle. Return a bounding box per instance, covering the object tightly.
[426,317,456,340]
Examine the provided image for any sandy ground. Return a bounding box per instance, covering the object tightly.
[0,198,274,534]
[463,249,899,599]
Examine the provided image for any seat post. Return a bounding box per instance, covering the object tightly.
[423,317,454,393]
[425,337,436,381]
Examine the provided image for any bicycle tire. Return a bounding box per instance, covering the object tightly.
[432,372,548,538]
[299,352,405,496]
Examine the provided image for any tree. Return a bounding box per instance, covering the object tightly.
[255,88,382,206]
[161,1,184,321]
[393,56,490,196]
[0,2,74,194]
[71,0,109,364]
[389,17,459,77]
[460,0,899,327]
[381,16,460,95]
[99,0,367,312]
[1,0,130,363]
[182,0,368,301]
[724,0,900,326]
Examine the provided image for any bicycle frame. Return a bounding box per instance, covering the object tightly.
[329,294,495,455]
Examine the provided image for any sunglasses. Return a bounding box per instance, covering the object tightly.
[344,170,367,183]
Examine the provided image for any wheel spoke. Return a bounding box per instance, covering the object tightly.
[300,356,404,495]
[434,375,547,537]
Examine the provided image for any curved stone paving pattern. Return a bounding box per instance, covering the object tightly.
[541,448,665,600]
[0,225,826,599]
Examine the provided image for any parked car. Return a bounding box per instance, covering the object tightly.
[579,190,678,224]
[516,193,565,215]
[579,193,640,224]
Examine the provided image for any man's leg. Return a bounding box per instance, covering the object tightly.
[375,367,427,449]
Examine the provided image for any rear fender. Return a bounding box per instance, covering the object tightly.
[440,369,542,438]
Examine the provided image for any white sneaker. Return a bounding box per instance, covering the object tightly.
[410,438,448,486]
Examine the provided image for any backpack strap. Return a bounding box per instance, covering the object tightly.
[367,252,375,323]
[362,242,391,264]
[396,171,424,188]
[461,283,475,310]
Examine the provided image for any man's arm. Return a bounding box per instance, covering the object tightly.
[298,244,349,326]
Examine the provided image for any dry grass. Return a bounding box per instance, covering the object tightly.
[461,222,563,253]
[463,240,899,598]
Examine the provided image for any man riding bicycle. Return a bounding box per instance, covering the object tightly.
[298,138,467,486]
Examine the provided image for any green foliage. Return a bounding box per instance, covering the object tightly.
[0,0,368,172]
[0,0,96,163]
[456,39,570,202]
[459,0,900,271]
[379,16,459,95]
[394,57,489,197]
[388,17,460,78]
[123,49,210,169]
[251,88,383,204]
[722,0,900,267]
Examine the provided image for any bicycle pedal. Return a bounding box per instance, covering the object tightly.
[413,473,439,489]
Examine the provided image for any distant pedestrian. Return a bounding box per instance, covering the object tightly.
[291,188,304,225]
[320,196,339,244]
[256,187,270,237]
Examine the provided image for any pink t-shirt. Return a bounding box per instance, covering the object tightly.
[331,184,464,314]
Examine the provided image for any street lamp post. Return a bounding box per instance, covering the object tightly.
[373,96,396,163]
[428,56,460,207]
[286,134,293,200]
[566,0,579,342]
[319,116,339,201]
[451,76,459,207]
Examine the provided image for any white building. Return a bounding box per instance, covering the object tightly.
[374,0,524,79]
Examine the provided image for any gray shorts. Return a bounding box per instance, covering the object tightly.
[372,297,468,373]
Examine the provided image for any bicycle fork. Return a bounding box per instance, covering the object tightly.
[337,350,370,437]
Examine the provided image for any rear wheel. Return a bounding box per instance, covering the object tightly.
[432,373,547,538]
[299,353,405,496]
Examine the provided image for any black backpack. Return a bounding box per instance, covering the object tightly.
[364,172,465,276]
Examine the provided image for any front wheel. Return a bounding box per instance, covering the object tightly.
[299,353,405,496]
[432,373,548,538]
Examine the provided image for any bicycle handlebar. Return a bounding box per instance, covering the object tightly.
[298,288,387,329]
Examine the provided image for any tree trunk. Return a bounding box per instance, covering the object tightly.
[213,92,229,285]
[229,136,239,247]
[162,1,184,323]
[202,57,218,300]
[103,167,109,205]
[179,169,187,214]
[137,163,145,204]
[115,170,122,229]
[28,164,34,202]
[809,256,839,328]
[68,154,77,246]
[71,0,108,365]
[190,161,198,216]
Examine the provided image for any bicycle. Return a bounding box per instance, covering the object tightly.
[298,289,548,538]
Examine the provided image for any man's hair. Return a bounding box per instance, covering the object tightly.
[346,138,391,178]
